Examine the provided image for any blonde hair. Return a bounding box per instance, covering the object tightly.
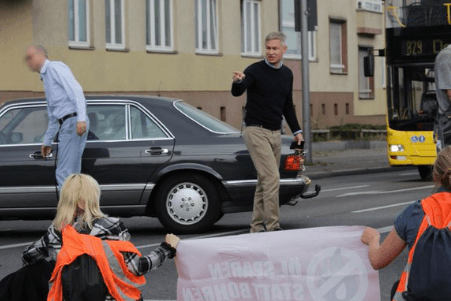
[52,173,106,231]
[433,146,451,190]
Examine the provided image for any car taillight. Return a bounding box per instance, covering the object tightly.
[284,151,304,171]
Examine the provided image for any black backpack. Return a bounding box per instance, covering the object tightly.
[402,195,451,301]
[61,254,108,301]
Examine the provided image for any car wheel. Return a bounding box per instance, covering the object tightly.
[155,173,221,234]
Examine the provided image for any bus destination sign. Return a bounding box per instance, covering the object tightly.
[401,38,451,57]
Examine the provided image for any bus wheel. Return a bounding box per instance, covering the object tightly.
[418,165,432,181]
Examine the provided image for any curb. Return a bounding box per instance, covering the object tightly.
[312,140,387,152]
[306,165,415,180]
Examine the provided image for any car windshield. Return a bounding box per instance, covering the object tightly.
[174,101,239,134]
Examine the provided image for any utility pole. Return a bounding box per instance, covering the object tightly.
[300,0,312,162]
[294,0,316,162]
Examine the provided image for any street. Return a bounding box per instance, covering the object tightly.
[0,166,431,300]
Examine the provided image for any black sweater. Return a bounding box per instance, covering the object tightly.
[231,60,301,133]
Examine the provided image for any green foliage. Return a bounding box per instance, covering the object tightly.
[312,135,328,142]
[328,123,385,131]
[312,123,386,141]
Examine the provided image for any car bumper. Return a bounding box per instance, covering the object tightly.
[221,175,319,213]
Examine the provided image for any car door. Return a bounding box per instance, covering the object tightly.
[0,103,58,218]
[82,101,174,212]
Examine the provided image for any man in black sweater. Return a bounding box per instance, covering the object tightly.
[231,32,304,233]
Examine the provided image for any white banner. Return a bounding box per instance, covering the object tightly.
[176,226,380,301]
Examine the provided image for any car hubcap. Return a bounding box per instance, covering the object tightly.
[166,182,208,225]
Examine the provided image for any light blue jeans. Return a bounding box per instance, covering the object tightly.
[56,116,89,187]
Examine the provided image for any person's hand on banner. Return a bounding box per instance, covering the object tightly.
[361,227,380,245]
[165,234,180,249]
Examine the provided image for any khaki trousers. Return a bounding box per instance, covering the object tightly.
[243,126,282,232]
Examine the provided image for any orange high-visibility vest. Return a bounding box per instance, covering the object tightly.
[47,225,146,301]
[392,192,451,301]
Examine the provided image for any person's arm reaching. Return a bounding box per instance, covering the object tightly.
[231,70,255,97]
[124,234,180,276]
[361,227,407,270]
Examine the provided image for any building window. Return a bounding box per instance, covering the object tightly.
[322,104,326,115]
[68,0,89,47]
[146,0,173,51]
[334,104,338,115]
[195,0,218,54]
[280,0,316,60]
[330,19,347,74]
[105,0,125,50]
[359,47,374,99]
[357,0,382,12]
[241,0,261,56]
[346,103,350,115]
[310,104,313,117]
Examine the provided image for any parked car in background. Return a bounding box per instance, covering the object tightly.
[0,96,320,233]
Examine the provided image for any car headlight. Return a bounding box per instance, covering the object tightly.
[390,144,404,152]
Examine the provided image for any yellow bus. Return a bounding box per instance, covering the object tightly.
[378,0,451,180]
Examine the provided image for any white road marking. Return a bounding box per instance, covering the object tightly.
[337,185,433,197]
[400,172,420,176]
[352,201,414,213]
[0,241,31,250]
[321,185,370,192]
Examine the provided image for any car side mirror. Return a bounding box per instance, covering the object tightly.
[11,132,23,144]
[364,53,374,77]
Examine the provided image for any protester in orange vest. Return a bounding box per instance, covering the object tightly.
[361,146,451,300]
[0,173,180,301]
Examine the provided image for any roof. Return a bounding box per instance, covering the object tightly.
[0,95,182,109]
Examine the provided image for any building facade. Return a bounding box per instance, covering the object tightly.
[0,0,386,131]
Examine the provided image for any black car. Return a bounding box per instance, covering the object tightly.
[0,96,319,233]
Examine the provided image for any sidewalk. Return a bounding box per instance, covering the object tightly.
[303,140,416,180]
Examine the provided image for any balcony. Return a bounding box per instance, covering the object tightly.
[356,9,383,35]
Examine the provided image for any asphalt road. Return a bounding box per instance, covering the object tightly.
[0,167,432,300]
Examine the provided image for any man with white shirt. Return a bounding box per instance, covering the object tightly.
[25,45,89,188]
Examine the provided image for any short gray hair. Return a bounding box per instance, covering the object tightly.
[35,45,48,58]
[265,32,287,45]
